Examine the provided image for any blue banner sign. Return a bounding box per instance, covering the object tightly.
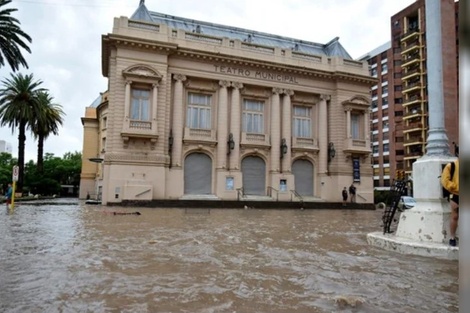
[353,158,360,182]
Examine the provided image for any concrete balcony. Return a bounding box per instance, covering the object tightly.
[291,137,319,153]
[403,122,426,133]
[343,138,371,155]
[240,132,270,148]
[183,127,217,146]
[121,119,159,148]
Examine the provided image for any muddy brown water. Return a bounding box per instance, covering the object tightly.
[0,200,458,313]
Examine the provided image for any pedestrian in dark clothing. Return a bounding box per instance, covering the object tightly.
[349,183,356,203]
[342,187,348,206]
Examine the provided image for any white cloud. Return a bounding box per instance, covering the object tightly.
[0,0,415,162]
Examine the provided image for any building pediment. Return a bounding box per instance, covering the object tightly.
[342,95,370,110]
[122,65,163,81]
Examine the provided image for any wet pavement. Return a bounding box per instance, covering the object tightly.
[0,200,458,313]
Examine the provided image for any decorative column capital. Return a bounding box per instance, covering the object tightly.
[173,74,187,82]
[219,80,230,88]
[152,83,159,89]
[283,89,294,97]
[231,82,244,89]
[272,87,282,95]
[320,94,331,101]
[125,80,133,86]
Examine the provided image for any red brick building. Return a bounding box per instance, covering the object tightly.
[360,0,459,190]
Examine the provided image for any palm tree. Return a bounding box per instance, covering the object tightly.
[32,91,65,173]
[0,0,32,71]
[0,73,43,191]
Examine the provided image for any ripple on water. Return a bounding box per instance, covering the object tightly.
[0,205,458,313]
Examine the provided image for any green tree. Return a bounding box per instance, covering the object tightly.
[0,151,16,190]
[32,91,65,173]
[0,72,44,191]
[0,0,32,71]
[23,152,82,196]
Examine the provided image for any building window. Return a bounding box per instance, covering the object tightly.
[292,106,312,138]
[371,68,377,76]
[102,116,107,129]
[351,112,361,139]
[130,88,150,121]
[381,63,388,73]
[101,137,106,152]
[242,99,264,134]
[383,143,389,152]
[186,93,212,129]
[382,85,388,94]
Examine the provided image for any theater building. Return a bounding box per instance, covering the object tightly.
[80,2,375,205]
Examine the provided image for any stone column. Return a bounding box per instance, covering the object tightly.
[318,95,329,175]
[152,83,159,123]
[346,108,351,138]
[270,88,282,173]
[172,74,186,167]
[124,80,132,120]
[230,82,243,170]
[281,89,294,172]
[364,109,369,140]
[217,80,230,169]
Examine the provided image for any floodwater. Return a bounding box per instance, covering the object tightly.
[0,200,458,313]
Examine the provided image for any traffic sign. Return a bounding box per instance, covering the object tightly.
[12,165,19,182]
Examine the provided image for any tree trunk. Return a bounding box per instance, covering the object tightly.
[37,133,44,173]
[17,120,26,192]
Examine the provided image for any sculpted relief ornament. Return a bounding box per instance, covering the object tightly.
[122,64,162,81]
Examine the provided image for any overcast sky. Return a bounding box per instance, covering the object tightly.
[0,0,415,162]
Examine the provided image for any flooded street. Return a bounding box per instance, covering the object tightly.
[0,201,458,313]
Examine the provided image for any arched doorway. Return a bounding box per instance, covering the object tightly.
[184,153,212,194]
[241,156,266,195]
[292,159,314,196]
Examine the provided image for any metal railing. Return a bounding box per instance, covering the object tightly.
[290,190,304,203]
[267,186,279,201]
[357,193,367,202]
[236,187,245,201]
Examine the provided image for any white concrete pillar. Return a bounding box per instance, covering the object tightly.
[217,80,230,169]
[172,74,186,167]
[424,0,451,156]
[270,88,282,173]
[281,89,294,172]
[230,82,243,170]
[346,109,351,138]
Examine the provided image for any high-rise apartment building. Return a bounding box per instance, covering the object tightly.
[0,140,13,154]
[360,0,459,190]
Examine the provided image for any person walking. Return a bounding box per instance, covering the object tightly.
[342,187,348,206]
[5,183,12,209]
[441,159,459,246]
[349,183,356,203]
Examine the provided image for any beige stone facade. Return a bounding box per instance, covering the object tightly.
[80,4,375,205]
